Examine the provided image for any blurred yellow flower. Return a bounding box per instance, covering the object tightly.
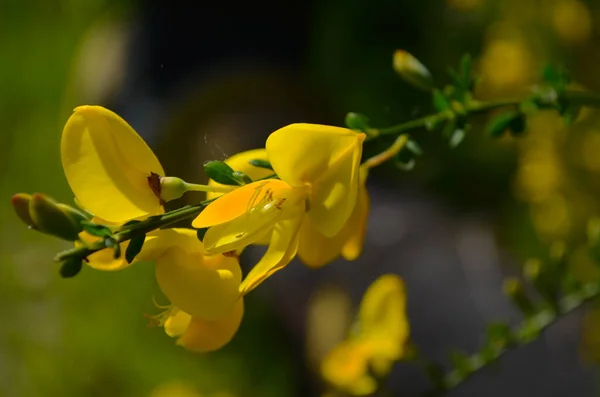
[515,148,563,203]
[552,0,592,44]
[321,274,409,395]
[61,105,165,223]
[478,38,533,95]
[194,124,365,295]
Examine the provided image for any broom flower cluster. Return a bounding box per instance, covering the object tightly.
[13,105,371,352]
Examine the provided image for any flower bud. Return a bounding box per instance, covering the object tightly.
[57,203,89,225]
[159,176,188,202]
[59,257,83,278]
[393,50,434,91]
[503,278,536,318]
[11,193,37,229]
[29,193,82,241]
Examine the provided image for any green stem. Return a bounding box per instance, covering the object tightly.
[54,200,214,263]
[371,90,600,139]
[183,182,234,194]
[423,280,600,396]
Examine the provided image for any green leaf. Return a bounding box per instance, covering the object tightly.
[104,236,121,259]
[485,111,520,138]
[449,350,472,378]
[249,159,273,170]
[561,105,582,126]
[406,139,423,156]
[196,227,208,242]
[232,171,253,185]
[460,53,472,88]
[448,67,462,89]
[486,322,513,349]
[519,99,540,113]
[345,112,370,131]
[204,161,241,185]
[81,221,113,238]
[432,89,450,112]
[542,64,570,90]
[60,258,83,278]
[508,113,526,136]
[123,220,142,228]
[448,128,466,148]
[125,234,146,264]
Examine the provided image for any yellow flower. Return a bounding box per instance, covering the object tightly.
[206,149,370,268]
[149,229,242,320]
[193,124,365,294]
[163,300,244,353]
[61,105,165,223]
[298,167,370,268]
[321,274,409,395]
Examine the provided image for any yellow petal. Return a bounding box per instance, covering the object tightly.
[79,231,131,271]
[297,218,348,268]
[138,228,204,260]
[298,185,369,268]
[176,299,244,353]
[266,123,365,188]
[155,247,241,320]
[307,132,363,237]
[267,124,364,237]
[321,339,376,396]
[61,105,164,223]
[80,226,201,271]
[239,212,304,295]
[358,274,409,360]
[207,149,273,201]
[193,179,296,228]
[341,185,370,261]
[164,308,192,337]
[202,212,278,255]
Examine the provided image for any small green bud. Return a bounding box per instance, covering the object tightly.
[29,194,81,241]
[503,278,536,318]
[11,193,37,229]
[159,176,188,202]
[393,50,434,91]
[345,112,370,132]
[57,203,88,225]
[523,258,558,312]
[59,257,83,278]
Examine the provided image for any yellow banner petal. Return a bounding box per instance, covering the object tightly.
[266,123,365,188]
[61,106,164,222]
